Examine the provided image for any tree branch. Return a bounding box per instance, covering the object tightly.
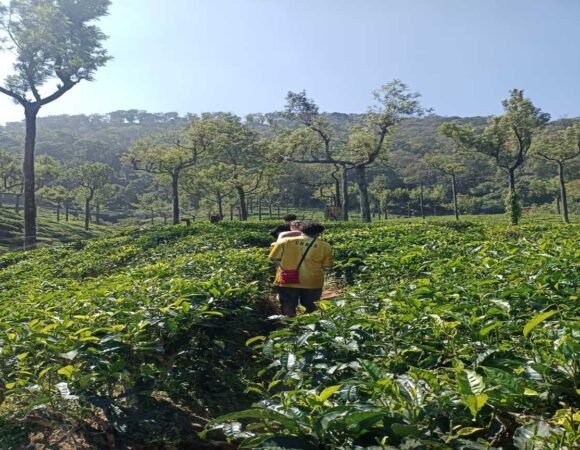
[0,85,27,106]
[39,81,77,106]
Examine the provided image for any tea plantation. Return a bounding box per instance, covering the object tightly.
[0,207,107,253]
[0,221,578,449]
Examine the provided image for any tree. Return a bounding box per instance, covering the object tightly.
[126,125,210,224]
[368,175,390,219]
[423,152,466,221]
[41,185,71,222]
[533,123,580,223]
[210,114,264,220]
[440,89,550,225]
[181,162,234,219]
[72,162,112,230]
[279,81,423,222]
[0,0,111,246]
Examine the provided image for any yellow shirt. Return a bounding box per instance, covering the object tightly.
[269,236,333,289]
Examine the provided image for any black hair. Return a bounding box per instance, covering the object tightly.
[283,214,297,221]
[299,221,325,237]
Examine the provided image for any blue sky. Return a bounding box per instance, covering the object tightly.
[1,0,579,123]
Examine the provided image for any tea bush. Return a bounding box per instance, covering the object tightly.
[0,222,274,447]
[1,220,578,449]
[208,222,579,449]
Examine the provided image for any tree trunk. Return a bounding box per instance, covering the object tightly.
[277,203,280,218]
[555,195,561,215]
[216,193,224,218]
[65,205,69,222]
[96,201,101,225]
[84,198,91,231]
[171,173,180,225]
[237,187,248,220]
[341,167,349,221]
[433,203,437,216]
[0,192,3,207]
[333,173,341,209]
[557,161,569,223]
[451,174,459,221]
[356,166,371,223]
[258,197,262,221]
[23,105,39,247]
[419,182,425,219]
[15,194,21,214]
[268,202,273,219]
[230,204,234,221]
[56,203,60,223]
[508,169,516,192]
[507,169,520,225]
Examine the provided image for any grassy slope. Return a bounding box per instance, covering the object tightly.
[0,206,111,252]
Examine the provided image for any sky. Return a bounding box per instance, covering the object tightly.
[0,0,579,124]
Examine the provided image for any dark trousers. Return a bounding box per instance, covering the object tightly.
[277,287,323,317]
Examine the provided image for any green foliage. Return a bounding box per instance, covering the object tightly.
[0,221,275,446]
[0,0,111,101]
[207,221,579,449]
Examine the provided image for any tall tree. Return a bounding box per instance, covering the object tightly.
[0,0,111,246]
[280,81,423,222]
[533,123,580,223]
[440,89,550,225]
[211,114,264,220]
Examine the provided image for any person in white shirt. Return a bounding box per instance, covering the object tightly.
[277,220,303,242]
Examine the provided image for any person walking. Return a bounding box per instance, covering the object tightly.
[269,213,297,239]
[269,221,333,316]
[276,219,302,242]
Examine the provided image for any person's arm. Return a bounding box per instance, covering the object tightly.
[269,225,281,238]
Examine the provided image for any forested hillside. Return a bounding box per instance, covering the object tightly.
[2,109,578,228]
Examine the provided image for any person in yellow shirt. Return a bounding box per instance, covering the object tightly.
[268,221,333,316]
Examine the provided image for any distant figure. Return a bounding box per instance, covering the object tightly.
[269,221,333,316]
[277,220,302,242]
[269,213,297,239]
